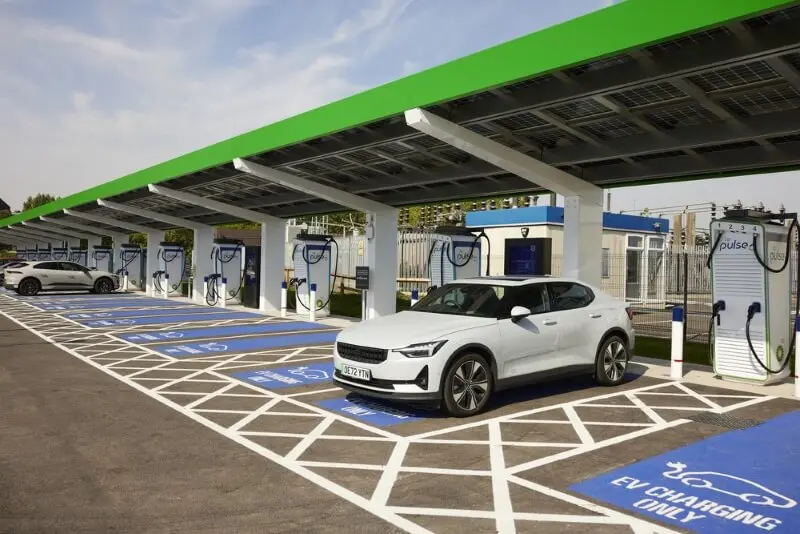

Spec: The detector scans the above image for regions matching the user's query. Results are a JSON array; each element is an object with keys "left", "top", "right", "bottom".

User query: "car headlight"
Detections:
[{"left": 394, "top": 340, "right": 447, "bottom": 358}]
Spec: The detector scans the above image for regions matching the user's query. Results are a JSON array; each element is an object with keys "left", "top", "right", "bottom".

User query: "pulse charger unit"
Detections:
[
  {"left": 426, "top": 226, "right": 490, "bottom": 290},
  {"left": 707, "top": 209, "right": 797, "bottom": 385}
]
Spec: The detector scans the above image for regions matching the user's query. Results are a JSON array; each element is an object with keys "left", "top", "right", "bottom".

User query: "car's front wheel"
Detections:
[
  {"left": 441, "top": 352, "right": 493, "bottom": 417},
  {"left": 94, "top": 278, "right": 114, "bottom": 294},
  {"left": 18, "top": 278, "right": 40, "bottom": 296},
  {"left": 595, "top": 335, "right": 630, "bottom": 386}
]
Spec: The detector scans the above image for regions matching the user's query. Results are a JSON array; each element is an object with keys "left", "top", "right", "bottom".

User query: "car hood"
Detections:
[{"left": 336, "top": 311, "right": 494, "bottom": 349}]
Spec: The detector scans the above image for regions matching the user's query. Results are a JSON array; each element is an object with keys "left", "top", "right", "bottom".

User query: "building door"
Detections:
[{"left": 625, "top": 235, "right": 644, "bottom": 301}]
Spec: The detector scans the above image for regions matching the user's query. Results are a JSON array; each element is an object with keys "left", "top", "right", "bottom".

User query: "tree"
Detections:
[{"left": 23, "top": 193, "right": 59, "bottom": 212}]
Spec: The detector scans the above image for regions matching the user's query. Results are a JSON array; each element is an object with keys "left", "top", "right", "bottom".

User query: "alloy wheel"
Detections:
[
  {"left": 603, "top": 340, "right": 627, "bottom": 381},
  {"left": 20, "top": 280, "right": 37, "bottom": 296},
  {"left": 97, "top": 280, "right": 112, "bottom": 293},
  {"left": 451, "top": 359, "right": 489, "bottom": 412}
]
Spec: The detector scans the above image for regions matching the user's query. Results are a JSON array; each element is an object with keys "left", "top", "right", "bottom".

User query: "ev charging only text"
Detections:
[{"left": 611, "top": 476, "right": 783, "bottom": 531}]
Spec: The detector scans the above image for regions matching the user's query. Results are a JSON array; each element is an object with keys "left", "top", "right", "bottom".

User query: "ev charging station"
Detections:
[
  {"left": 52, "top": 245, "right": 69, "bottom": 260},
  {"left": 290, "top": 232, "right": 338, "bottom": 318},
  {"left": 119, "top": 244, "right": 144, "bottom": 291},
  {"left": 70, "top": 246, "right": 88, "bottom": 266},
  {"left": 92, "top": 246, "right": 113, "bottom": 272},
  {"left": 205, "top": 239, "right": 245, "bottom": 306},
  {"left": 427, "top": 226, "right": 490, "bottom": 289},
  {"left": 707, "top": 208, "right": 798, "bottom": 385},
  {"left": 153, "top": 242, "right": 186, "bottom": 298},
  {"left": 37, "top": 245, "right": 51, "bottom": 261}
]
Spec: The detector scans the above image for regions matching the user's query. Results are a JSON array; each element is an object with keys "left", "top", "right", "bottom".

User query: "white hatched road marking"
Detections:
[{"left": 1, "top": 292, "right": 779, "bottom": 533}]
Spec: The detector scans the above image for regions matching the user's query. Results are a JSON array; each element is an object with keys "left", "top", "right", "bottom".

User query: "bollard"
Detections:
[
  {"left": 163, "top": 273, "right": 170, "bottom": 299},
  {"left": 411, "top": 289, "right": 419, "bottom": 307},
  {"left": 203, "top": 277, "right": 209, "bottom": 306},
  {"left": 220, "top": 277, "right": 227, "bottom": 308},
  {"left": 670, "top": 306, "right": 684, "bottom": 380},
  {"left": 795, "top": 317, "right": 800, "bottom": 399},
  {"left": 309, "top": 283, "right": 317, "bottom": 322},
  {"left": 280, "top": 281, "right": 288, "bottom": 318},
  {"left": 123, "top": 271, "right": 129, "bottom": 292}
]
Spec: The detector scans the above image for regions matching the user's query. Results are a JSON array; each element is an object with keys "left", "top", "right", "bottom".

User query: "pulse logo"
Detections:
[
  {"left": 769, "top": 250, "right": 786, "bottom": 263},
  {"left": 456, "top": 249, "right": 476, "bottom": 262},
  {"left": 718, "top": 239, "right": 753, "bottom": 251}
]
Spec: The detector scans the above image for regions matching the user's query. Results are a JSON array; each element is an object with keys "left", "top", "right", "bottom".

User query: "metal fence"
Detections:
[{"left": 283, "top": 232, "right": 798, "bottom": 343}]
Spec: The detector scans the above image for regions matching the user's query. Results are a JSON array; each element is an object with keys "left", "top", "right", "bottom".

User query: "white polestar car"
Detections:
[{"left": 332, "top": 276, "right": 635, "bottom": 417}]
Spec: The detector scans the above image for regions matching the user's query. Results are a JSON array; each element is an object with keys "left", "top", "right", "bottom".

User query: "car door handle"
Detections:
[
  {"left": 542, "top": 319, "right": 558, "bottom": 325},
  {"left": 589, "top": 313, "right": 602, "bottom": 318}
]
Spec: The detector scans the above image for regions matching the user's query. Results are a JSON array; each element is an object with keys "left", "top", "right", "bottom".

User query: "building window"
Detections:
[{"left": 602, "top": 248, "right": 610, "bottom": 278}]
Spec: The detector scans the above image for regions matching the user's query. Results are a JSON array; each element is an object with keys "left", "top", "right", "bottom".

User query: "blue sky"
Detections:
[{"left": 0, "top": 0, "right": 794, "bottom": 229}]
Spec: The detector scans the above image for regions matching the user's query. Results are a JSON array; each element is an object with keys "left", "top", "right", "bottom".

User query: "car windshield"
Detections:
[{"left": 410, "top": 283, "right": 507, "bottom": 318}]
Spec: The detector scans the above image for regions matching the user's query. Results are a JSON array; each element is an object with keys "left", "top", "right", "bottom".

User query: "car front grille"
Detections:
[{"left": 336, "top": 342, "right": 388, "bottom": 364}]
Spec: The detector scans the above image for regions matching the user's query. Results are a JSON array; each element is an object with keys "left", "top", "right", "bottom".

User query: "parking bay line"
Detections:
[
  {"left": 0, "top": 308, "right": 428, "bottom": 534},
  {"left": 151, "top": 331, "right": 340, "bottom": 357},
  {"left": 114, "top": 321, "right": 337, "bottom": 344},
  {"left": 61, "top": 306, "right": 230, "bottom": 320},
  {"left": 78, "top": 312, "right": 264, "bottom": 328}
]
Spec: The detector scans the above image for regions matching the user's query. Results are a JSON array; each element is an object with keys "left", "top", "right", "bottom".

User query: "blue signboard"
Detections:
[
  {"left": 81, "top": 311, "right": 258, "bottom": 327},
  {"left": 231, "top": 362, "right": 335, "bottom": 389},
  {"left": 63, "top": 306, "right": 216, "bottom": 319},
  {"left": 570, "top": 410, "right": 800, "bottom": 533},
  {"left": 315, "top": 395, "right": 436, "bottom": 427},
  {"left": 153, "top": 331, "right": 339, "bottom": 357},
  {"left": 115, "top": 321, "right": 327, "bottom": 344}
]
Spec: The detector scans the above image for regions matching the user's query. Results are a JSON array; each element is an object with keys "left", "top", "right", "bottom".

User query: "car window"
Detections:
[
  {"left": 508, "top": 283, "right": 550, "bottom": 315},
  {"left": 34, "top": 262, "right": 61, "bottom": 270},
  {"left": 411, "top": 283, "right": 508, "bottom": 318},
  {"left": 548, "top": 282, "right": 594, "bottom": 311},
  {"left": 60, "top": 262, "right": 88, "bottom": 272}
]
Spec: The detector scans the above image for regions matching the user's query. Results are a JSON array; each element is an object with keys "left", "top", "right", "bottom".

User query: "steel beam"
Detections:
[
  {"left": 63, "top": 209, "right": 156, "bottom": 234},
  {"left": 21, "top": 221, "right": 94, "bottom": 241},
  {"left": 405, "top": 107, "right": 603, "bottom": 204},
  {"left": 233, "top": 158, "right": 395, "bottom": 214},
  {"left": 39, "top": 216, "right": 127, "bottom": 242},
  {"left": 97, "top": 199, "right": 211, "bottom": 231},
  {"left": 146, "top": 184, "right": 282, "bottom": 224}
]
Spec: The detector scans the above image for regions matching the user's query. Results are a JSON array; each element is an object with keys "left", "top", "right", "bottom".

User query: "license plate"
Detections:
[{"left": 342, "top": 364, "right": 371, "bottom": 381}]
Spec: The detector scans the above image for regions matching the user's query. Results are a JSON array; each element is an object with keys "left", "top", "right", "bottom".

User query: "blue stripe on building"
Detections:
[{"left": 465, "top": 205, "right": 669, "bottom": 234}]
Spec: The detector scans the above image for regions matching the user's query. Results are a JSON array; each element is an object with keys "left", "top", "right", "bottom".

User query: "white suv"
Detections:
[
  {"left": 332, "top": 276, "right": 635, "bottom": 417},
  {"left": 4, "top": 260, "right": 120, "bottom": 296}
]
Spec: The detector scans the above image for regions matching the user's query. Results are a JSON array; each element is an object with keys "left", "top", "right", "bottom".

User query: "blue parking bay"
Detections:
[
  {"left": 33, "top": 299, "right": 195, "bottom": 311},
  {"left": 570, "top": 410, "right": 800, "bottom": 533},
  {"left": 315, "top": 395, "right": 438, "bottom": 427},
  {"left": 63, "top": 306, "right": 224, "bottom": 320},
  {"left": 232, "top": 362, "right": 335, "bottom": 389},
  {"left": 79, "top": 311, "right": 260, "bottom": 327},
  {"left": 116, "top": 321, "right": 328, "bottom": 344},
  {"left": 153, "top": 331, "right": 339, "bottom": 357}
]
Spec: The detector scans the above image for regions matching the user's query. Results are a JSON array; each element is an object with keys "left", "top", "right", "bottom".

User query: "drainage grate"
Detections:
[{"left": 687, "top": 411, "right": 763, "bottom": 429}]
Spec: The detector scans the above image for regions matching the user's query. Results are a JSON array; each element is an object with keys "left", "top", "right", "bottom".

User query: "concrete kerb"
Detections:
[{"left": 631, "top": 355, "right": 800, "bottom": 400}]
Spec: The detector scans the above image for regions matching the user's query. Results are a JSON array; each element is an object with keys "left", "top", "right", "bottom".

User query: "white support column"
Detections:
[
  {"left": 562, "top": 197, "right": 603, "bottom": 288},
  {"left": 365, "top": 210, "right": 399, "bottom": 319},
  {"left": 260, "top": 219, "right": 285, "bottom": 312},
  {"left": 193, "top": 227, "right": 214, "bottom": 304},
  {"left": 145, "top": 231, "right": 165, "bottom": 296},
  {"left": 405, "top": 107, "right": 605, "bottom": 286},
  {"left": 88, "top": 236, "right": 102, "bottom": 267}
]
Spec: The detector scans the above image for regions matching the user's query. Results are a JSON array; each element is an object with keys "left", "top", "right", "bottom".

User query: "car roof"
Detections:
[{"left": 451, "top": 275, "right": 586, "bottom": 287}]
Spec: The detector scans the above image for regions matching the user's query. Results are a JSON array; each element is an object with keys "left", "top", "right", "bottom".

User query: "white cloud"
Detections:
[{"left": 0, "top": 0, "right": 413, "bottom": 210}]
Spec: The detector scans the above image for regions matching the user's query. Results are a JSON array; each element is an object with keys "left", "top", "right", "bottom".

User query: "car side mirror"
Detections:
[{"left": 510, "top": 305, "right": 532, "bottom": 323}]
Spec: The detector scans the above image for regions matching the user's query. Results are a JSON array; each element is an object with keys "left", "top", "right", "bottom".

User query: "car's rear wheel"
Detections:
[
  {"left": 595, "top": 335, "right": 629, "bottom": 386},
  {"left": 18, "top": 278, "right": 40, "bottom": 296},
  {"left": 441, "top": 352, "right": 493, "bottom": 417},
  {"left": 94, "top": 278, "right": 114, "bottom": 294}
]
